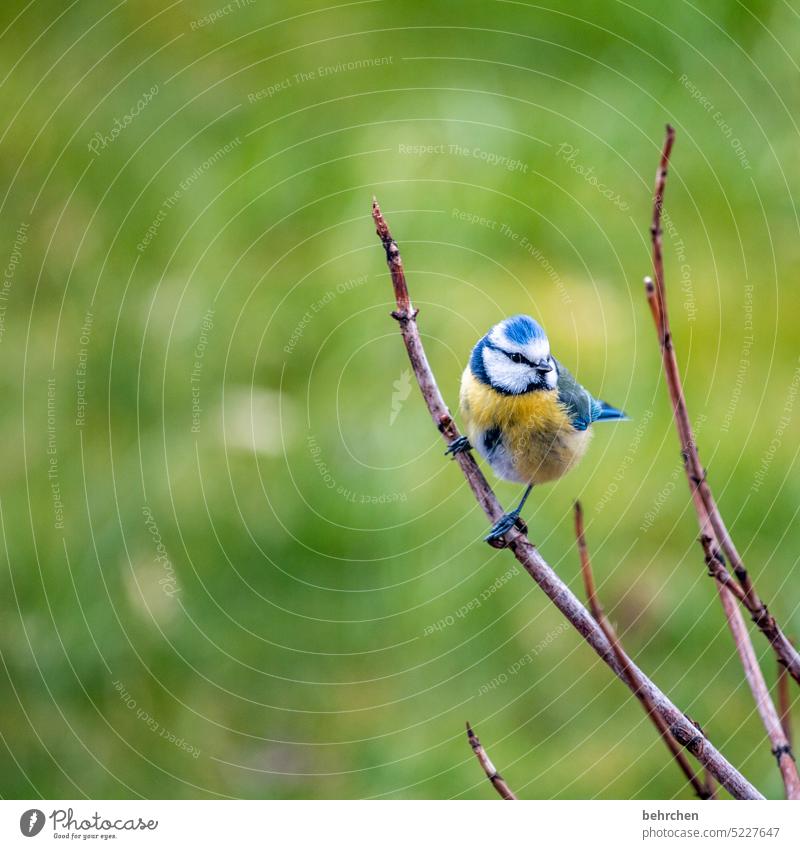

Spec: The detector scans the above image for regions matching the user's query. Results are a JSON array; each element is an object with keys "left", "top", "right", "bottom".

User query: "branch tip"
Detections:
[
  {"left": 372, "top": 197, "right": 412, "bottom": 314},
  {"left": 464, "top": 722, "right": 517, "bottom": 800}
]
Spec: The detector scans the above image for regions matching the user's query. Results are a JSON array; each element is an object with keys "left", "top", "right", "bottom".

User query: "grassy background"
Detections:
[{"left": 1, "top": 0, "right": 799, "bottom": 799}]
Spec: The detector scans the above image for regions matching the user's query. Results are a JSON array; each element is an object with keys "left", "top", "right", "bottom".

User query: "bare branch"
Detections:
[
  {"left": 575, "top": 502, "right": 711, "bottom": 799},
  {"left": 372, "top": 198, "right": 763, "bottom": 800},
  {"left": 705, "top": 771, "right": 718, "bottom": 801},
  {"left": 700, "top": 534, "right": 746, "bottom": 605},
  {"left": 650, "top": 124, "right": 675, "bottom": 343},
  {"left": 644, "top": 127, "right": 800, "bottom": 687},
  {"left": 645, "top": 126, "right": 800, "bottom": 799},
  {"left": 778, "top": 661, "right": 793, "bottom": 749},
  {"left": 465, "top": 722, "right": 517, "bottom": 800},
  {"left": 714, "top": 581, "right": 800, "bottom": 798}
]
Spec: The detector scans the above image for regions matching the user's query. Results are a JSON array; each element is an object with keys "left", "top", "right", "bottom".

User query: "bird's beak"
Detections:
[{"left": 535, "top": 361, "right": 553, "bottom": 373}]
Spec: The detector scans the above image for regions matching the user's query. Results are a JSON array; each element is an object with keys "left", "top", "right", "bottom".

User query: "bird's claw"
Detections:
[
  {"left": 445, "top": 436, "right": 471, "bottom": 457},
  {"left": 484, "top": 512, "right": 528, "bottom": 548}
]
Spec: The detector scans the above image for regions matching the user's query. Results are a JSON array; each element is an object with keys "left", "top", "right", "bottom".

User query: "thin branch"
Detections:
[
  {"left": 650, "top": 124, "right": 675, "bottom": 343},
  {"left": 574, "top": 502, "right": 711, "bottom": 799},
  {"left": 645, "top": 126, "right": 800, "bottom": 687},
  {"left": 646, "top": 126, "right": 800, "bottom": 799},
  {"left": 700, "top": 534, "right": 746, "bottom": 605},
  {"left": 778, "top": 661, "right": 793, "bottom": 749},
  {"left": 372, "top": 198, "right": 763, "bottom": 800},
  {"left": 465, "top": 722, "right": 517, "bottom": 800},
  {"left": 714, "top": 580, "right": 800, "bottom": 798},
  {"left": 697, "top": 528, "right": 794, "bottom": 789}
]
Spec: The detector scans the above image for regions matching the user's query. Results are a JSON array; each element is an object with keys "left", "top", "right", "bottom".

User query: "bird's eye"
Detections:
[{"left": 510, "top": 353, "right": 525, "bottom": 364}]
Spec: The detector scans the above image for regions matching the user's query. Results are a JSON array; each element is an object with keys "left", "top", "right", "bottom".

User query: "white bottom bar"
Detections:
[{"left": 2, "top": 800, "right": 797, "bottom": 848}]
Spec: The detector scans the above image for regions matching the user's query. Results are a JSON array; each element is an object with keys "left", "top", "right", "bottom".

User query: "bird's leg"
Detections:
[
  {"left": 445, "top": 435, "right": 471, "bottom": 456},
  {"left": 485, "top": 484, "right": 532, "bottom": 547}
]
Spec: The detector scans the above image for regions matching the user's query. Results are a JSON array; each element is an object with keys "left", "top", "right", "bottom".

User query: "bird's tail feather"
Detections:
[{"left": 594, "top": 400, "right": 629, "bottom": 422}]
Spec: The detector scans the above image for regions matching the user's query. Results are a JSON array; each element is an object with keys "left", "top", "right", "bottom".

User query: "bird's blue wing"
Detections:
[{"left": 554, "top": 359, "right": 628, "bottom": 431}]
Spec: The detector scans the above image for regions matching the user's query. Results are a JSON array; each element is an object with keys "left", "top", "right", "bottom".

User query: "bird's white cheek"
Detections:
[{"left": 482, "top": 348, "right": 531, "bottom": 393}]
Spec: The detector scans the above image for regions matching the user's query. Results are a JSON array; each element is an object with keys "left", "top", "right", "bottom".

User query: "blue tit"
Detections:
[{"left": 446, "top": 314, "right": 627, "bottom": 543}]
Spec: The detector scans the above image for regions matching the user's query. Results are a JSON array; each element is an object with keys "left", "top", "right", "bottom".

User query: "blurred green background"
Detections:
[{"left": 1, "top": 0, "right": 799, "bottom": 800}]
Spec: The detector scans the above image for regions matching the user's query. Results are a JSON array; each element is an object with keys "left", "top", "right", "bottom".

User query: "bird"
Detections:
[{"left": 446, "top": 314, "right": 627, "bottom": 544}]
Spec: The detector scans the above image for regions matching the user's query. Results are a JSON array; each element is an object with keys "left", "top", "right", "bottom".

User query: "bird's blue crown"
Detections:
[{"left": 497, "top": 314, "right": 548, "bottom": 347}]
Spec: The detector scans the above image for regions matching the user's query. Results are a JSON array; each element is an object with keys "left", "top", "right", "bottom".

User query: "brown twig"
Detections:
[
  {"left": 574, "top": 502, "right": 711, "bottom": 799},
  {"left": 465, "top": 722, "right": 517, "bottom": 800},
  {"left": 645, "top": 126, "right": 800, "bottom": 688},
  {"left": 778, "top": 661, "right": 793, "bottom": 749},
  {"left": 716, "top": 578, "right": 800, "bottom": 798},
  {"left": 699, "top": 530, "right": 794, "bottom": 788},
  {"left": 697, "top": 527, "right": 793, "bottom": 786},
  {"left": 650, "top": 124, "right": 675, "bottom": 343},
  {"left": 372, "top": 198, "right": 762, "bottom": 800},
  {"left": 646, "top": 127, "right": 800, "bottom": 799}
]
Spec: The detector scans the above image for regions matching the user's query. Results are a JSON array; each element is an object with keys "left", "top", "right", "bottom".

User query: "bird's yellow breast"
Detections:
[
  {"left": 460, "top": 369, "right": 570, "bottom": 432},
  {"left": 459, "top": 368, "right": 592, "bottom": 484}
]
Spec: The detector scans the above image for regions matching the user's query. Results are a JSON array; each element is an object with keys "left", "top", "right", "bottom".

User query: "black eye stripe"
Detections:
[{"left": 506, "top": 351, "right": 533, "bottom": 366}]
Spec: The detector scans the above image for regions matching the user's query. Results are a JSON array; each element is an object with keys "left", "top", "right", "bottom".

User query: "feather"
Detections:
[
  {"left": 555, "top": 359, "right": 628, "bottom": 431},
  {"left": 592, "top": 400, "right": 629, "bottom": 422},
  {"left": 554, "top": 359, "right": 595, "bottom": 431}
]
